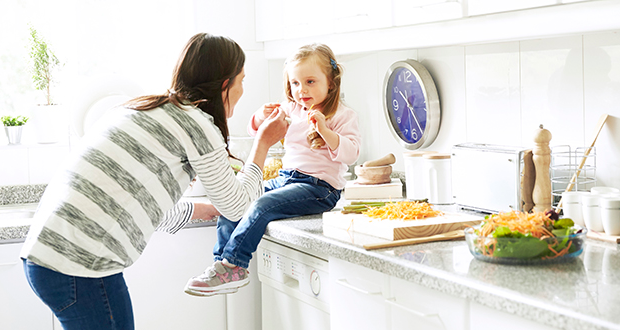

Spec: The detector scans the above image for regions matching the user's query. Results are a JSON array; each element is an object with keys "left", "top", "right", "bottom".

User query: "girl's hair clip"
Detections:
[{"left": 330, "top": 58, "right": 337, "bottom": 70}]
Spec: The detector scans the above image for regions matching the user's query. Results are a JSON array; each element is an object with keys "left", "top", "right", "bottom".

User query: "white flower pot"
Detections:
[
  {"left": 31, "top": 104, "right": 65, "bottom": 144},
  {"left": 4, "top": 126, "right": 24, "bottom": 145}
]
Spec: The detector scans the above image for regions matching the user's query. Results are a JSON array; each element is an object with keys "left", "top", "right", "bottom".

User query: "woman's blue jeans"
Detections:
[
  {"left": 23, "top": 259, "right": 134, "bottom": 330},
  {"left": 213, "top": 169, "right": 341, "bottom": 268}
]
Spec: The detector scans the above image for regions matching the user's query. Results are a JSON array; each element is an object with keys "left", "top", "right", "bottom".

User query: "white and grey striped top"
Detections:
[{"left": 20, "top": 103, "right": 263, "bottom": 277}]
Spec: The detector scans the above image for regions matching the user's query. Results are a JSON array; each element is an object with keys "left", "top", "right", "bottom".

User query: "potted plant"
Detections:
[
  {"left": 28, "top": 25, "right": 63, "bottom": 144},
  {"left": 1, "top": 115, "right": 29, "bottom": 145}
]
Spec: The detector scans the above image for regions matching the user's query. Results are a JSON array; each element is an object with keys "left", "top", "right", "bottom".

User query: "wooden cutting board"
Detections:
[{"left": 323, "top": 211, "right": 484, "bottom": 241}]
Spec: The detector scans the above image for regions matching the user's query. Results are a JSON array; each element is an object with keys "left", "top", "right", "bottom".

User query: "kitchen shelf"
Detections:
[{"left": 263, "top": 0, "right": 620, "bottom": 59}]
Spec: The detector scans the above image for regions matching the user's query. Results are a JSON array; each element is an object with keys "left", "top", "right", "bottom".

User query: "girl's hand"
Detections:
[
  {"left": 308, "top": 109, "right": 326, "bottom": 131},
  {"left": 254, "top": 102, "right": 281, "bottom": 128}
]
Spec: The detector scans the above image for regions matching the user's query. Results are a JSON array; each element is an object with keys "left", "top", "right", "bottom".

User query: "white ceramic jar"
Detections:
[
  {"left": 591, "top": 186, "right": 620, "bottom": 195},
  {"left": 403, "top": 151, "right": 437, "bottom": 200},
  {"left": 561, "top": 191, "right": 588, "bottom": 227},
  {"left": 600, "top": 197, "right": 620, "bottom": 236},
  {"left": 582, "top": 194, "right": 604, "bottom": 232},
  {"left": 422, "top": 153, "right": 452, "bottom": 204}
]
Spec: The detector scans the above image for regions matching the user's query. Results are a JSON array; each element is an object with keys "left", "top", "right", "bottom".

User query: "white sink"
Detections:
[{"left": 0, "top": 204, "right": 38, "bottom": 227}]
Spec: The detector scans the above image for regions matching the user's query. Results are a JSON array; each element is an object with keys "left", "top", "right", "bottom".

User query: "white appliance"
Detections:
[
  {"left": 451, "top": 143, "right": 528, "bottom": 213},
  {"left": 257, "top": 238, "right": 331, "bottom": 330}
]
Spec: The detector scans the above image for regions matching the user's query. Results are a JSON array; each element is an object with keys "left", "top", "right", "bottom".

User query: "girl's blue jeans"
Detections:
[
  {"left": 213, "top": 169, "right": 341, "bottom": 268},
  {"left": 23, "top": 259, "right": 134, "bottom": 330}
]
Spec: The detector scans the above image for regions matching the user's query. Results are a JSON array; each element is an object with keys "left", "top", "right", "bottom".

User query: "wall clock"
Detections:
[{"left": 382, "top": 59, "right": 441, "bottom": 150}]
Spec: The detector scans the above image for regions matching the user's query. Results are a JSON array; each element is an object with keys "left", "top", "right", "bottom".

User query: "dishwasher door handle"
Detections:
[
  {"left": 336, "top": 278, "right": 381, "bottom": 295},
  {"left": 384, "top": 298, "right": 446, "bottom": 329}
]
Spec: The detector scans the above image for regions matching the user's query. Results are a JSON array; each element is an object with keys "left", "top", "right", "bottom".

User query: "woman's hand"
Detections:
[
  {"left": 249, "top": 108, "right": 289, "bottom": 170},
  {"left": 192, "top": 203, "right": 221, "bottom": 220},
  {"left": 252, "top": 102, "right": 281, "bottom": 129}
]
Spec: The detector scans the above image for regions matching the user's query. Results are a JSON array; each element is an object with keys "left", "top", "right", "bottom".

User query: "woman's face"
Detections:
[
  {"left": 287, "top": 59, "right": 329, "bottom": 110},
  {"left": 223, "top": 68, "right": 245, "bottom": 118}
]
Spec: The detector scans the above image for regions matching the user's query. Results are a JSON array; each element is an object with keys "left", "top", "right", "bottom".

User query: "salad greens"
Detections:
[{"left": 473, "top": 212, "right": 581, "bottom": 260}]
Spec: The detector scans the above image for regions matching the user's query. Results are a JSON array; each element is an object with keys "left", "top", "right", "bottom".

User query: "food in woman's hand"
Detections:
[{"left": 263, "top": 158, "right": 283, "bottom": 180}]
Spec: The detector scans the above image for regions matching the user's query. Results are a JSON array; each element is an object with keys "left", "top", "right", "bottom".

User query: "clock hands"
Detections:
[{"left": 398, "top": 90, "right": 423, "bottom": 134}]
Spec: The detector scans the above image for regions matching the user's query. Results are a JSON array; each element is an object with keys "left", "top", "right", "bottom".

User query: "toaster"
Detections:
[{"left": 451, "top": 143, "right": 529, "bottom": 214}]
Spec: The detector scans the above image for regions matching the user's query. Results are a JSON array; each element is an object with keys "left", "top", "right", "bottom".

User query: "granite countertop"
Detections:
[
  {"left": 3, "top": 184, "right": 619, "bottom": 330},
  {"left": 261, "top": 205, "right": 620, "bottom": 330}
]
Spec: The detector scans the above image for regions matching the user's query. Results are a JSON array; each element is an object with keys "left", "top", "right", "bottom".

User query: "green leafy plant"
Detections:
[
  {"left": 28, "top": 25, "right": 60, "bottom": 106},
  {"left": 1, "top": 115, "right": 29, "bottom": 126}
]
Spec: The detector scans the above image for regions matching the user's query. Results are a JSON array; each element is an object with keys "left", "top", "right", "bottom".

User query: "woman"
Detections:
[{"left": 20, "top": 33, "right": 288, "bottom": 330}]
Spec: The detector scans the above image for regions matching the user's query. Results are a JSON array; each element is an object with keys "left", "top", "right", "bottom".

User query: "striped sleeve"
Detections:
[
  {"left": 190, "top": 145, "right": 263, "bottom": 222},
  {"left": 156, "top": 201, "right": 194, "bottom": 234}
]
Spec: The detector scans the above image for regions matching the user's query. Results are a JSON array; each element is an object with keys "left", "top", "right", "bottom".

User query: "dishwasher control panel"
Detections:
[{"left": 257, "top": 239, "right": 330, "bottom": 304}]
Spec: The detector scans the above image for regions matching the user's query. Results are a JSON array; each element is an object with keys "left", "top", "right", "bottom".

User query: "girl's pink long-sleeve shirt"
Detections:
[{"left": 248, "top": 102, "right": 361, "bottom": 190}]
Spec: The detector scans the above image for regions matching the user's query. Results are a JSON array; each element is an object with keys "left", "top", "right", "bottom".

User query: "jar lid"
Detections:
[
  {"left": 601, "top": 197, "right": 620, "bottom": 209},
  {"left": 561, "top": 191, "right": 588, "bottom": 203},
  {"left": 404, "top": 150, "right": 437, "bottom": 158},
  {"left": 581, "top": 194, "right": 600, "bottom": 206},
  {"left": 423, "top": 153, "right": 451, "bottom": 160},
  {"left": 591, "top": 186, "right": 620, "bottom": 195}
]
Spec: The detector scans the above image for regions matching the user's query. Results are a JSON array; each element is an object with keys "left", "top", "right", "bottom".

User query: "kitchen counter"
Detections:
[
  {"left": 261, "top": 204, "right": 620, "bottom": 330},
  {"left": 3, "top": 191, "right": 619, "bottom": 330}
]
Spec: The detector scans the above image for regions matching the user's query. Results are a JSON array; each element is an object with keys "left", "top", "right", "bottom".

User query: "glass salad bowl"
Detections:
[{"left": 464, "top": 218, "right": 587, "bottom": 265}]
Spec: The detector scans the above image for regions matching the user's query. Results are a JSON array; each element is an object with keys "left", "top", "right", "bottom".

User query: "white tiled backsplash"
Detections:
[{"left": 334, "top": 30, "right": 620, "bottom": 189}]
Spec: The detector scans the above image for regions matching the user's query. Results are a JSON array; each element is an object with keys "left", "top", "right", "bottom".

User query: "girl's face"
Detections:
[
  {"left": 223, "top": 68, "right": 245, "bottom": 118},
  {"left": 287, "top": 59, "right": 329, "bottom": 110}
]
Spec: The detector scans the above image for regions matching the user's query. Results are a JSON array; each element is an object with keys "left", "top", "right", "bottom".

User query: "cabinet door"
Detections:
[
  {"left": 388, "top": 276, "right": 468, "bottom": 330},
  {"left": 329, "top": 257, "right": 389, "bottom": 330},
  {"left": 124, "top": 227, "right": 226, "bottom": 330},
  {"left": 470, "top": 301, "right": 556, "bottom": 330},
  {"left": 0, "top": 242, "right": 53, "bottom": 330}
]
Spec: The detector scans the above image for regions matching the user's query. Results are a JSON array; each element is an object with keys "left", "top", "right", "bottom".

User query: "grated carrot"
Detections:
[
  {"left": 362, "top": 201, "right": 443, "bottom": 221},
  {"left": 479, "top": 210, "right": 554, "bottom": 238}
]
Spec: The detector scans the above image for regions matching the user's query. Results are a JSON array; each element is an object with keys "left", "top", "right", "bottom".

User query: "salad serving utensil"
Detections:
[{"left": 363, "top": 229, "right": 464, "bottom": 250}]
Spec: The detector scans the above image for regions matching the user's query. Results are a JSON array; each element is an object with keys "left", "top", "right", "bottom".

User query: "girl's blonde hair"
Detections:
[{"left": 284, "top": 43, "right": 342, "bottom": 119}]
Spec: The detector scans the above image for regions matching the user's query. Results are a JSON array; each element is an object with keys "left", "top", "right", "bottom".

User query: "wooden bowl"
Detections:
[{"left": 354, "top": 165, "right": 392, "bottom": 185}]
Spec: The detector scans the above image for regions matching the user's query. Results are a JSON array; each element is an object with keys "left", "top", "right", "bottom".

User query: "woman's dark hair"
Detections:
[{"left": 124, "top": 33, "right": 245, "bottom": 155}]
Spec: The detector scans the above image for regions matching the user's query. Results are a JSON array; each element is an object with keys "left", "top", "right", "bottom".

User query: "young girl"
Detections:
[{"left": 184, "top": 43, "right": 361, "bottom": 296}]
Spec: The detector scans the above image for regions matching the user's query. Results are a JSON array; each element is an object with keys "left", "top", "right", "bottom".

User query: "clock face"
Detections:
[
  {"left": 383, "top": 60, "right": 440, "bottom": 150},
  {"left": 387, "top": 67, "right": 427, "bottom": 144}
]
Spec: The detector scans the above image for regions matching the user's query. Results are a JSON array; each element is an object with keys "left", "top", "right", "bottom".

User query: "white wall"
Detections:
[{"left": 2, "top": 0, "right": 620, "bottom": 191}]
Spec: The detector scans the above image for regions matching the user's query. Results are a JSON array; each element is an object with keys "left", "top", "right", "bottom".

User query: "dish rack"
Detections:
[{"left": 550, "top": 145, "right": 596, "bottom": 207}]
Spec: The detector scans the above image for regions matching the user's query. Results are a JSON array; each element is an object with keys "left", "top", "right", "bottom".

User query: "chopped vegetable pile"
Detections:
[
  {"left": 472, "top": 209, "right": 582, "bottom": 260},
  {"left": 342, "top": 200, "right": 443, "bottom": 221}
]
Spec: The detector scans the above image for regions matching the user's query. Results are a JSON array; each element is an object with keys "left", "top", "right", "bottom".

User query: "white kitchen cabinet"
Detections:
[
  {"left": 470, "top": 301, "right": 556, "bottom": 330},
  {"left": 329, "top": 257, "right": 469, "bottom": 330},
  {"left": 329, "top": 257, "right": 390, "bottom": 330},
  {"left": 255, "top": 0, "right": 391, "bottom": 42},
  {"left": 467, "top": 0, "right": 557, "bottom": 16},
  {"left": 388, "top": 276, "right": 468, "bottom": 330},
  {"left": 0, "top": 242, "right": 53, "bottom": 330},
  {"left": 124, "top": 226, "right": 227, "bottom": 330}
]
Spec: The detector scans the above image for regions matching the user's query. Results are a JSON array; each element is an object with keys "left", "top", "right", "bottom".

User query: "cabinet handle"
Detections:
[
  {"left": 336, "top": 278, "right": 381, "bottom": 295},
  {"left": 384, "top": 298, "right": 446, "bottom": 329}
]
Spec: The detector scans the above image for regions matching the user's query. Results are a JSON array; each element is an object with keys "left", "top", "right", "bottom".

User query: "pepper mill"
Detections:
[{"left": 532, "top": 124, "right": 552, "bottom": 213}]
